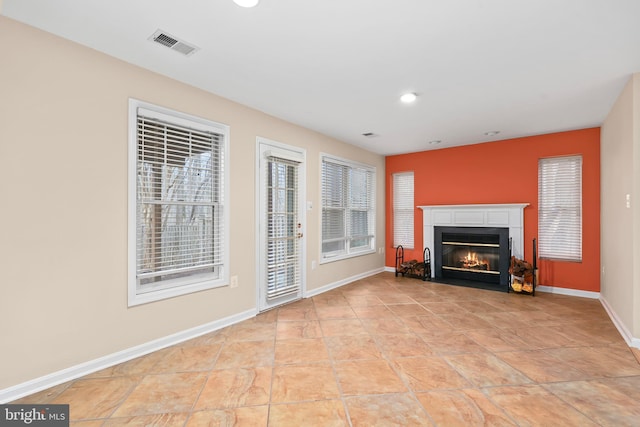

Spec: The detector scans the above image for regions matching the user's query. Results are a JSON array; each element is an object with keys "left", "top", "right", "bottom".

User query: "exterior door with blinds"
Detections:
[{"left": 257, "top": 139, "right": 305, "bottom": 311}]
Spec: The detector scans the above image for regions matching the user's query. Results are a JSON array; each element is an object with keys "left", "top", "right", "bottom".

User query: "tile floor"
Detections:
[{"left": 12, "top": 272, "right": 640, "bottom": 426}]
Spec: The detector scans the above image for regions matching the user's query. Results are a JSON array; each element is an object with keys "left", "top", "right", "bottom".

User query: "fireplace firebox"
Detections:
[{"left": 434, "top": 226, "right": 510, "bottom": 291}]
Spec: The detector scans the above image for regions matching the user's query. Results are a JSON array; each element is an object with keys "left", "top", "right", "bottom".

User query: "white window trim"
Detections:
[
  {"left": 127, "top": 99, "right": 230, "bottom": 306},
  {"left": 320, "top": 153, "right": 376, "bottom": 264}
]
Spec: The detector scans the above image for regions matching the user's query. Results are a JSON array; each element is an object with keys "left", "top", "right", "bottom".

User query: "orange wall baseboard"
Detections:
[{"left": 385, "top": 127, "right": 601, "bottom": 292}]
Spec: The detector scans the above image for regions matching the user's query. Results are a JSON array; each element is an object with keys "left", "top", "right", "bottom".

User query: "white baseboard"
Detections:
[
  {"left": 305, "top": 267, "right": 385, "bottom": 298},
  {"left": 383, "top": 266, "right": 395, "bottom": 273},
  {"left": 599, "top": 296, "right": 640, "bottom": 349},
  {"left": 535, "top": 285, "right": 600, "bottom": 299},
  {"left": 0, "top": 308, "right": 257, "bottom": 404}
]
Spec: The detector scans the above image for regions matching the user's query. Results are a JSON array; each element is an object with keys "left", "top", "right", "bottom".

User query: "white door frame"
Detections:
[{"left": 255, "top": 137, "right": 306, "bottom": 312}]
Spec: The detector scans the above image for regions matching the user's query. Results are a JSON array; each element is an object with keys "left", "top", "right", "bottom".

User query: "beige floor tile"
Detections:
[
  {"left": 181, "top": 329, "right": 229, "bottom": 347},
  {"left": 277, "top": 306, "right": 317, "bottom": 321},
  {"left": 187, "top": 406, "right": 269, "bottom": 427},
  {"left": 435, "top": 312, "right": 495, "bottom": 330},
  {"left": 194, "top": 367, "right": 271, "bottom": 410},
  {"left": 386, "top": 303, "right": 430, "bottom": 317},
  {"left": 13, "top": 272, "right": 640, "bottom": 426},
  {"left": 373, "top": 334, "right": 434, "bottom": 358},
  {"left": 50, "top": 377, "right": 139, "bottom": 420},
  {"left": 269, "top": 400, "right": 348, "bottom": 427},
  {"left": 351, "top": 304, "right": 396, "bottom": 318},
  {"left": 464, "top": 329, "right": 532, "bottom": 352},
  {"left": 320, "top": 319, "right": 367, "bottom": 336},
  {"left": 392, "top": 356, "right": 471, "bottom": 391},
  {"left": 86, "top": 348, "right": 174, "bottom": 379},
  {"left": 545, "top": 378, "right": 640, "bottom": 426},
  {"left": 545, "top": 345, "right": 640, "bottom": 378},
  {"left": 312, "top": 293, "right": 350, "bottom": 306},
  {"left": 276, "top": 320, "right": 322, "bottom": 340},
  {"left": 485, "top": 385, "right": 600, "bottom": 426},
  {"left": 112, "top": 373, "right": 207, "bottom": 418},
  {"left": 271, "top": 363, "right": 340, "bottom": 403},
  {"left": 444, "top": 353, "right": 533, "bottom": 387},
  {"left": 509, "top": 325, "right": 579, "bottom": 349},
  {"left": 401, "top": 315, "right": 456, "bottom": 336},
  {"left": 420, "top": 301, "right": 468, "bottom": 314},
  {"left": 416, "top": 389, "right": 516, "bottom": 426},
  {"left": 325, "top": 335, "right": 383, "bottom": 361},
  {"left": 345, "top": 393, "right": 434, "bottom": 426},
  {"left": 419, "top": 331, "right": 485, "bottom": 355},
  {"left": 314, "top": 305, "right": 358, "bottom": 319},
  {"left": 345, "top": 295, "right": 383, "bottom": 306},
  {"left": 552, "top": 322, "right": 627, "bottom": 346},
  {"left": 254, "top": 309, "right": 279, "bottom": 322},
  {"left": 473, "top": 311, "right": 534, "bottom": 330},
  {"left": 360, "top": 317, "right": 410, "bottom": 335},
  {"left": 495, "top": 349, "right": 591, "bottom": 383},
  {"left": 214, "top": 340, "right": 274, "bottom": 369},
  {"left": 274, "top": 338, "right": 329, "bottom": 364},
  {"left": 454, "top": 300, "right": 505, "bottom": 313},
  {"left": 334, "top": 360, "right": 407, "bottom": 395},
  {"left": 227, "top": 321, "right": 276, "bottom": 342},
  {"left": 103, "top": 413, "right": 189, "bottom": 426},
  {"left": 150, "top": 344, "right": 222, "bottom": 373},
  {"left": 376, "top": 293, "right": 416, "bottom": 304}
]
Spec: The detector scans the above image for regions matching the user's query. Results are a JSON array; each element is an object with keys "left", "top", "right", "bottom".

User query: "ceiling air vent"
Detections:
[{"left": 149, "top": 30, "right": 199, "bottom": 56}]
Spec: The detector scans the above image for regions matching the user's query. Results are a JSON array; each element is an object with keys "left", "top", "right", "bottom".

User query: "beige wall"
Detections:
[
  {"left": 0, "top": 17, "right": 385, "bottom": 390},
  {"left": 601, "top": 73, "right": 640, "bottom": 341}
]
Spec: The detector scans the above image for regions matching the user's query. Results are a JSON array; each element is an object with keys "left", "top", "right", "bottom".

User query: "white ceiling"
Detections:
[{"left": 3, "top": 0, "right": 640, "bottom": 155}]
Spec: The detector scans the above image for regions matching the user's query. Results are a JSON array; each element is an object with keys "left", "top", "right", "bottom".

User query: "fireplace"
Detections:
[
  {"left": 418, "top": 203, "right": 529, "bottom": 291},
  {"left": 434, "top": 226, "right": 510, "bottom": 290}
]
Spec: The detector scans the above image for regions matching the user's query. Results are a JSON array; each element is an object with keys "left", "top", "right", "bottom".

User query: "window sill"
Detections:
[
  {"left": 128, "top": 276, "right": 227, "bottom": 307},
  {"left": 320, "top": 248, "right": 376, "bottom": 265}
]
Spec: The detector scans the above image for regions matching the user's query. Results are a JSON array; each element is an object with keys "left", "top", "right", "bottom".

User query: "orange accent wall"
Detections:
[{"left": 385, "top": 127, "right": 601, "bottom": 292}]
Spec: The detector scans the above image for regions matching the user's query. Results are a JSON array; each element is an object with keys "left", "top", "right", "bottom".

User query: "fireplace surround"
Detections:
[{"left": 418, "top": 204, "right": 529, "bottom": 289}]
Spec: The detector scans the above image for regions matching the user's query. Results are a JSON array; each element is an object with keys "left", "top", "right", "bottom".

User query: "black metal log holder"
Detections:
[
  {"left": 395, "top": 245, "right": 431, "bottom": 281},
  {"left": 508, "top": 238, "right": 537, "bottom": 296}
]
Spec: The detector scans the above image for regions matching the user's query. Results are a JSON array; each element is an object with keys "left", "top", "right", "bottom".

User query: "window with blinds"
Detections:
[
  {"left": 128, "top": 99, "right": 229, "bottom": 305},
  {"left": 321, "top": 155, "right": 375, "bottom": 262},
  {"left": 538, "top": 155, "right": 582, "bottom": 261},
  {"left": 393, "top": 172, "right": 414, "bottom": 249}
]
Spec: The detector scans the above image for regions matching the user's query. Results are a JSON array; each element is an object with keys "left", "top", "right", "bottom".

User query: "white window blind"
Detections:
[
  {"left": 538, "top": 155, "right": 582, "bottom": 261},
  {"left": 393, "top": 172, "right": 414, "bottom": 249},
  {"left": 130, "top": 100, "right": 228, "bottom": 305},
  {"left": 321, "top": 155, "right": 375, "bottom": 261}
]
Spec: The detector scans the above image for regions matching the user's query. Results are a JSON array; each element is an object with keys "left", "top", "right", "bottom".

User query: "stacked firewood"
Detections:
[{"left": 509, "top": 256, "right": 534, "bottom": 293}]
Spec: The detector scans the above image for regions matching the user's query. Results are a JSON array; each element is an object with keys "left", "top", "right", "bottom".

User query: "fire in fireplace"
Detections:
[{"left": 434, "top": 226, "right": 510, "bottom": 291}]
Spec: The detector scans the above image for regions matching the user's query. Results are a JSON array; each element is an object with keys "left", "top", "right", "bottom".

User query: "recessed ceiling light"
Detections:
[
  {"left": 233, "top": 0, "right": 259, "bottom": 7},
  {"left": 400, "top": 92, "right": 417, "bottom": 103},
  {"left": 484, "top": 131, "right": 500, "bottom": 136}
]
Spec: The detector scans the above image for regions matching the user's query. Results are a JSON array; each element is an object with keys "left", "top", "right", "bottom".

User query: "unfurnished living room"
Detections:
[{"left": 1, "top": 1, "right": 640, "bottom": 426}]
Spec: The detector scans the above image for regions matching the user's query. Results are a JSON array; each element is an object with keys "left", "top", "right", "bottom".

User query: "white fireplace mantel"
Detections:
[{"left": 418, "top": 204, "right": 529, "bottom": 278}]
